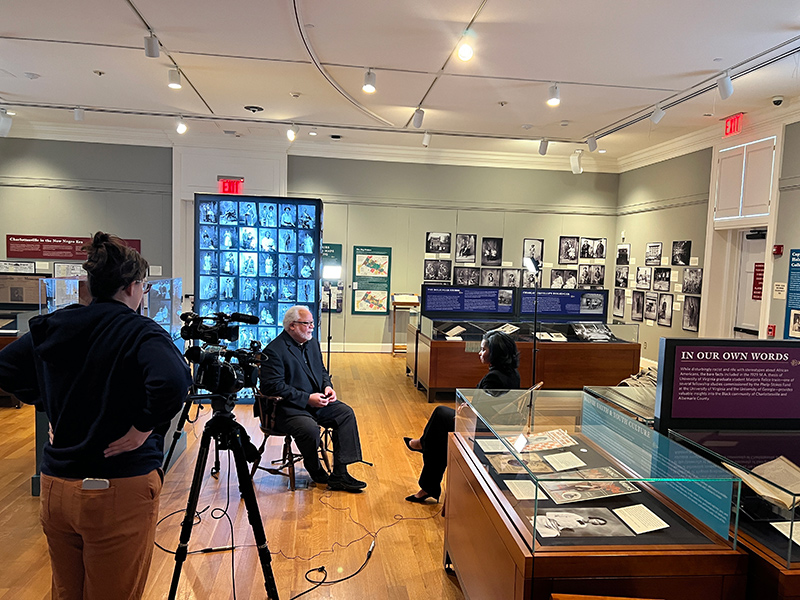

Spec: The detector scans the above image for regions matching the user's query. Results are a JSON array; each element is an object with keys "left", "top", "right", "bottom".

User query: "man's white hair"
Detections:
[{"left": 282, "top": 305, "right": 311, "bottom": 330}]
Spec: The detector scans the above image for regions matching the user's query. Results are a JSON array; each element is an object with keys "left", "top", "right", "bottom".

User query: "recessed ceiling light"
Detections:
[
  {"left": 457, "top": 42, "right": 474, "bottom": 61},
  {"left": 560, "top": 120, "right": 569, "bottom": 127},
  {"left": 309, "top": 129, "right": 317, "bottom": 136},
  {"left": 713, "top": 57, "right": 723, "bottom": 62},
  {"left": 24, "top": 72, "right": 41, "bottom": 80},
  {"left": 6, "top": 110, "right": 15, "bottom": 116},
  {"left": 703, "top": 112, "right": 714, "bottom": 117},
  {"left": 521, "top": 123, "right": 533, "bottom": 130},
  {"left": 598, "top": 149, "right": 607, "bottom": 154},
  {"left": 330, "top": 134, "right": 342, "bottom": 140},
  {"left": 244, "top": 105, "right": 264, "bottom": 113}
]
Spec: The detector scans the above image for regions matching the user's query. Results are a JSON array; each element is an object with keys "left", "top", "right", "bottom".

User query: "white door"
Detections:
[{"left": 733, "top": 232, "right": 767, "bottom": 338}]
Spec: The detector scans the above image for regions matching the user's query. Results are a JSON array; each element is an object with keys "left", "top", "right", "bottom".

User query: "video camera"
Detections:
[{"left": 180, "top": 311, "right": 263, "bottom": 397}]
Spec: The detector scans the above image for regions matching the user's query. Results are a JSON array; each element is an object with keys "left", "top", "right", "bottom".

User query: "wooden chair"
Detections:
[{"left": 250, "top": 394, "right": 331, "bottom": 490}]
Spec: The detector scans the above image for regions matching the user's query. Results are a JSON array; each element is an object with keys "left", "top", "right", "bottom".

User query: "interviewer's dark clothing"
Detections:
[
  {"left": 261, "top": 330, "right": 362, "bottom": 470},
  {"left": 0, "top": 299, "right": 192, "bottom": 479},
  {"left": 418, "top": 367, "right": 520, "bottom": 498}
]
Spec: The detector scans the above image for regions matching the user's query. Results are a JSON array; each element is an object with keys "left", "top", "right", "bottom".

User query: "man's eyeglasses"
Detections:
[
  {"left": 136, "top": 280, "right": 153, "bottom": 293},
  {"left": 294, "top": 321, "right": 314, "bottom": 327}
]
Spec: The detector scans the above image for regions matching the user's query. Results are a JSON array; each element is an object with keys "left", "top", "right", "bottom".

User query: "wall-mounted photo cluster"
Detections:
[
  {"left": 612, "top": 238, "right": 701, "bottom": 331},
  {"left": 195, "top": 195, "right": 322, "bottom": 349}
]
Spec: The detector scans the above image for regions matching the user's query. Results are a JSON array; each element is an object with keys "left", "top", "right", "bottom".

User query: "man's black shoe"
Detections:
[
  {"left": 307, "top": 468, "right": 329, "bottom": 485},
  {"left": 328, "top": 473, "right": 365, "bottom": 493}
]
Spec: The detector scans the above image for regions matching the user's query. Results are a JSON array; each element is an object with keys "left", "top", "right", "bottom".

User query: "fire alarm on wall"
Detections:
[
  {"left": 767, "top": 324, "right": 776, "bottom": 337},
  {"left": 773, "top": 245, "right": 784, "bottom": 257}
]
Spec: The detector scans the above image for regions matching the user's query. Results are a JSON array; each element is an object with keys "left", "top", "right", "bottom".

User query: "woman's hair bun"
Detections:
[{"left": 92, "top": 232, "right": 111, "bottom": 248}]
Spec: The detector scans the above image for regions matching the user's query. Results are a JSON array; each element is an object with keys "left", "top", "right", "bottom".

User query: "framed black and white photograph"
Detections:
[
  {"left": 481, "top": 237, "right": 503, "bottom": 266},
  {"left": 635, "top": 266, "right": 652, "bottom": 290},
  {"left": 423, "top": 259, "right": 452, "bottom": 282},
  {"left": 683, "top": 295, "right": 701, "bottom": 332},
  {"left": 613, "top": 288, "right": 625, "bottom": 318},
  {"left": 580, "top": 292, "right": 606, "bottom": 314},
  {"left": 480, "top": 267, "right": 501, "bottom": 287},
  {"left": 522, "top": 269, "right": 543, "bottom": 288},
  {"left": 631, "top": 290, "right": 644, "bottom": 322},
  {"left": 498, "top": 289, "right": 513, "bottom": 307},
  {"left": 578, "top": 264, "right": 604, "bottom": 287},
  {"left": 534, "top": 508, "right": 635, "bottom": 539},
  {"left": 558, "top": 236, "right": 579, "bottom": 264},
  {"left": 644, "top": 292, "right": 658, "bottom": 321},
  {"left": 579, "top": 237, "right": 607, "bottom": 259},
  {"left": 616, "top": 244, "right": 630, "bottom": 265},
  {"left": 671, "top": 240, "right": 692, "bottom": 266},
  {"left": 614, "top": 266, "right": 629, "bottom": 288},
  {"left": 683, "top": 268, "right": 703, "bottom": 295},
  {"left": 645, "top": 242, "right": 663, "bottom": 266},
  {"left": 501, "top": 268, "right": 521, "bottom": 287},
  {"left": 453, "top": 266, "right": 480, "bottom": 287},
  {"left": 549, "top": 269, "right": 577, "bottom": 289},
  {"left": 522, "top": 238, "right": 544, "bottom": 271},
  {"left": 426, "top": 232, "right": 451, "bottom": 254},
  {"left": 455, "top": 233, "right": 477, "bottom": 263},
  {"left": 657, "top": 292, "right": 674, "bottom": 327},
  {"left": 653, "top": 267, "right": 671, "bottom": 291}
]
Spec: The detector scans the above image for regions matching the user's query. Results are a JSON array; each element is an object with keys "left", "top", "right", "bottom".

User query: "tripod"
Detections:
[{"left": 168, "top": 394, "right": 280, "bottom": 600}]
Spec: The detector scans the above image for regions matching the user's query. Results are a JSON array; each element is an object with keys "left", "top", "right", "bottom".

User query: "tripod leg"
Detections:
[
  {"left": 230, "top": 428, "right": 280, "bottom": 600},
  {"left": 211, "top": 438, "right": 221, "bottom": 479},
  {"left": 163, "top": 393, "right": 196, "bottom": 472},
  {"left": 168, "top": 427, "right": 213, "bottom": 600}
]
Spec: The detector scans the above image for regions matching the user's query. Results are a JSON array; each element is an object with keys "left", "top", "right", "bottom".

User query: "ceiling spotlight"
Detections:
[
  {"left": 586, "top": 136, "right": 597, "bottom": 153},
  {"left": 168, "top": 69, "right": 182, "bottom": 89},
  {"left": 717, "top": 70, "right": 733, "bottom": 100},
  {"left": 309, "top": 129, "right": 318, "bottom": 136},
  {"left": 6, "top": 110, "right": 15, "bottom": 116},
  {"left": 74, "top": 107, "right": 85, "bottom": 122},
  {"left": 538, "top": 139, "right": 549, "bottom": 156},
  {"left": 176, "top": 118, "right": 187, "bottom": 134},
  {"left": 287, "top": 124, "right": 299, "bottom": 142},
  {"left": 0, "top": 109, "right": 12, "bottom": 138},
  {"left": 570, "top": 151, "right": 584, "bottom": 175},
  {"left": 598, "top": 149, "right": 607, "bottom": 154},
  {"left": 422, "top": 131, "right": 431, "bottom": 148},
  {"left": 650, "top": 104, "right": 665, "bottom": 124},
  {"left": 412, "top": 108, "right": 424, "bottom": 128},
  {"left": 457, "top": 42, "right": 474, "bottom": 62},
  {"left": 144, "top": 33, "right": 159, "bottom": 58},
  {"left": 547, "top": 83, "right": 560, "bottom": 107},
  {"left": 362, "top": 69, "right": 376, "bottom": 94}
]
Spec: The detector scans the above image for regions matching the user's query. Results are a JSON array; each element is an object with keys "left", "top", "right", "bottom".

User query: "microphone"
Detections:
[
  {"left": 230, "top": 312, "right": 259, "bottom": 325},
  {"left": 180, "top": 311, "right": 198, "bottom": 322}
]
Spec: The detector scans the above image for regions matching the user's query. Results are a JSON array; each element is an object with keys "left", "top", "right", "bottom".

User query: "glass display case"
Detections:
[
  {"left": 454, "top": 388, "right": 740, "bottom": 553},
  {"left": 584, "top": 385, "right": 656, "bottom": 426},
  {"left": 670, "top": 429, "right": 800, "bottom": 568},
  {"left": 143, "top": 277, "right": 184, "bottom": 353}
]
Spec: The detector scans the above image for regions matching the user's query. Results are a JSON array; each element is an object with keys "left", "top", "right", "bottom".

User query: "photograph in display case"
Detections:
[
  {"left": 683, "top": 295, "right": 701, "bottom": 332},
  {"left": 615, "top": 266, "right": 629, "bottom": 288},
  {"left": 488, "top": 453, "right": 552, "bottom": 475},
  {"left": 481, "top": 237, "right": 503, "bottom": 266},
  {"left": 631, "top": 290, "right": 644, "bottom": 322},
  {"left": 539, "top": 466, "right": 640, "bottom": 505},
  {"left": 549, "top": 269, "right": 577, "bottom": 289},
  {"left": 683, "top": 267, "right": 703, "bottom": 295},
  {"left": 501, "top": 268, "right": 521, "bottom": 288},
  {"left": 579, "top": 237, "right": 606, "bottom": 259},
  {"left": 657, "top": 293, "right": 673, "bottom": 326},
  {"left": 199, "top": 200, "right": 218, "bottom": 223},
  {"left": 453, "top": 266, "right": 480, "bottom": 286},
  {"left": 671, "top": 240, "right": 692, "bottom": 266},
  {"left": 644, "top": 292, "right": 658, "bottom": 321},
  {"left": 426, "top": 232, "right": 451, "bottom": 254},
  {"left": 258, "top": 203, "right": 278, "bottom": 227},
  {"left": 635, "top": 266, "right": 652, "bottom": 290},
  {"left": 455, "top": 233, "right": 477, "bottom": 263},
  {"left": 613, "top": 288, "right": 625, "bottom": 318},
  {"left": 558, "top": 236, "right": 579, "bottom": 264},
  {"left": 522, "top": 238, "right": 544, "bottom": 270},
  {"left": 480, "top": 267, "right": 501, "bottom": 287},
  {"left": 535, "top": 508, "right": 635, "bottom": 538},
  {"left": 653, "top": 267, "right": 671, "bottom": 291},
  {"left": 424, "top": 259, "right": 452, "bottom": 282},
  {"left": 616, "top": 243, "right": 630, "bottom": 265},
  {"left": 279, "top": 204, "right": 297, "bottom": 227},
  {"left": 790, "top": 309, "right": 800, "bottom": 339},
  {"left": 239, "top": 201, "right": 257, "bottom": 226},
  {"left": 645, "top": 242, "right": 663, "bottom": 266}
]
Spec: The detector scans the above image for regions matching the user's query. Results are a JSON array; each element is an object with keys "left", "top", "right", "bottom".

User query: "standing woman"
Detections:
[
  {"left": 0, "top": 232, "right": 192, "bottom": 600},
  {"left": 404, "top": 330, "right": 521, "bottom": 503}
]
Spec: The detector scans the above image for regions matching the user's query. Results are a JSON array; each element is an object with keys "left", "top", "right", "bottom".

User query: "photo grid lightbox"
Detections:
[{"left": 194, "top": 194, "right": 323, "bottom": 349}]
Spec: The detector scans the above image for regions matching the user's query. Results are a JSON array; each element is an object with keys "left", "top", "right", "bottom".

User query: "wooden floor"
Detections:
[{"left": 0, "top": 353, "right": 464, "bottom": 600}]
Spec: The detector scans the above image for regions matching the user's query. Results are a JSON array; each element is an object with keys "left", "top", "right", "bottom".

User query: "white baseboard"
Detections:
[
  {"left": 320, "top": 342, "right": 393, "bottom": 353},
  {"left": 640, "top": 357, "right": 658, "bottom": 370}
]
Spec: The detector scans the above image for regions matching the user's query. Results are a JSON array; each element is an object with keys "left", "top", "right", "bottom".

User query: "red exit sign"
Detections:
[
  {"left": 724, "top": 113, "right": 743, "bottom": 137},
  {"left": 217, "top": 177, "right": 244, "bottom": 194}
]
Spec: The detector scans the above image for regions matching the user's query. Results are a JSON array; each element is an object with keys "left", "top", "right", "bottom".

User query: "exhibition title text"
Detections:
[{"left": 680, "top": 350, "right": 789, "bottom": 361}]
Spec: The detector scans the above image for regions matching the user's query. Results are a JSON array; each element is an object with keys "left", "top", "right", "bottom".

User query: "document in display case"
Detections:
[{"left": 445, "top": 388, "right": 746, "bottom": 600}]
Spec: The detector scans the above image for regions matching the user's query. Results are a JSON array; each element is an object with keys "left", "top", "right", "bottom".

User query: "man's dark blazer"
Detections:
[{"left": 261, "top": 330, "right": 330, "bottom": 411}]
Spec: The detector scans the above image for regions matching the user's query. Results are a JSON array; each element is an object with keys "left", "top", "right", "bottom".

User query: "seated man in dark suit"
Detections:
[{"left": 261, "top": 305, "right": 366, "bottom": 492}]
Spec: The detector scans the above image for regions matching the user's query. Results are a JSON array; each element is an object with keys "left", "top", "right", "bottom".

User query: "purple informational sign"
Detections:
[{"left": 672, "top": 345, "right": 800, "bottom": 419}]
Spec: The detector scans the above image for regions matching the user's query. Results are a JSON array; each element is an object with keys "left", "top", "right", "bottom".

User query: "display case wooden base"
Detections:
[
  {"left": 740, "top": 534, "right": 800, "bottom": 600},
  {"left": 416, "top": 333, "right": 640, "bottom": 402},
  {"left": 444, "top": 434, "right": 747, "bottom": 600}
]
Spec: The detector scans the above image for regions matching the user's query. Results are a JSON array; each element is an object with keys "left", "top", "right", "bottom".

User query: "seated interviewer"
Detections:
[{"left": 260, "top": 305, "right": 366, "bottom": 492}]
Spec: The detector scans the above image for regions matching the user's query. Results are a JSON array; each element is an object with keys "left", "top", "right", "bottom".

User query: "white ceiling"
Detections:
[{"left": 2, "top": 0, "right": 800, "bottom": 166}]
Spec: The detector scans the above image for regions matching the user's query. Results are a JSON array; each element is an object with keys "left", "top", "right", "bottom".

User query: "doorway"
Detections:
[{"left": 733, "top": 230, "right": 766, "bottom": 338}]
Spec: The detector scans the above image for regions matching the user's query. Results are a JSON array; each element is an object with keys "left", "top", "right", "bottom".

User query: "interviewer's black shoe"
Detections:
[
  {"left": 405, "top": 493, "right": 438, "bottom": 504},
  {"left": 328, "top": 474, "right": 364, "bottom": 493},
  {"left": 403, "top": 437, "right": 422, "bottom": 453}
]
